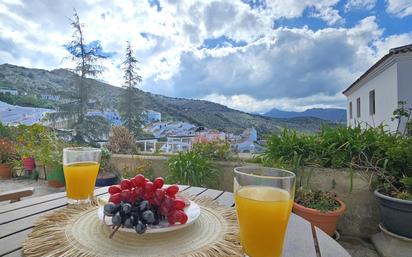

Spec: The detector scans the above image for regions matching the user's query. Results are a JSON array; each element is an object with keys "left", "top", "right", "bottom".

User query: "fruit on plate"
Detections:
[{"left": 104, "top": 175, "right": 188, "bottom": 238}]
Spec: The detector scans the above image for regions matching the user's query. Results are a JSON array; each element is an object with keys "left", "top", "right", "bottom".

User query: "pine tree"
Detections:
[
  {"left": 51, "top": 10, "right": 110, "bottom": 143},
  {"left": 118, "top": 41, "right": 143, "bottom": 136}
]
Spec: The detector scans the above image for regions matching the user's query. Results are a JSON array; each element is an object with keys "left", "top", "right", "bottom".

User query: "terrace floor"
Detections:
[{"left": 0, "top": 179, "right": 380, "bottom": 257}]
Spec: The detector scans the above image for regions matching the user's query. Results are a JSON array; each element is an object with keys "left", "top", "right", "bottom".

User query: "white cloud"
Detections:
[
  {"left": 0, "top": 0, "right": 411, "bottom": 113},
  {"left": 386, "top": 0, "right": 412, "bottom": 17},
  {"left": 345, "top": 0, "right": 376, "bottom": 11},
  {"left": 265, "top": 0, "right": 343, "bottom": 25}
]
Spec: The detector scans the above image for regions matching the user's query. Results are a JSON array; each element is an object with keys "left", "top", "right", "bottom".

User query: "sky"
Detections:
[{"left": 1, "top": 0, "right": 412, "bottom": 113}]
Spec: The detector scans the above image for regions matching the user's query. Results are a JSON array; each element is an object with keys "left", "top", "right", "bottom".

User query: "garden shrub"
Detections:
[
  {"left": 261, "top": 125, "right": 412, "bottom": 199},
  {"left": 191, "top": 140, "right": 232, "bottom": 161},
  {"left": 106, "top": 126, "right": 136, "bottom": 154},
  {"left": 167, "top": 151, "right": 219, "bottom": 188}
]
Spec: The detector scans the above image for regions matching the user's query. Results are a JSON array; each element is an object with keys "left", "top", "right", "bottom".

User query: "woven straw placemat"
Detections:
[{"left": 23, "top": 197, "right": 243, "bottom": 257}]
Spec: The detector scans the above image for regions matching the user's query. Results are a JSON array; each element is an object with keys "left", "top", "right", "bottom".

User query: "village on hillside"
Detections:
[{"left": 0, "top": 94, "right": 263, "bottom": 154}]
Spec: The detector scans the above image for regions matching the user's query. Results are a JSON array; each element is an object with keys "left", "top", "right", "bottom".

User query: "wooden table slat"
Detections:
[
  {"left": 283, "top": 214, "right": 318, "bottom": 257},
  {"left": 0, "top": 186, "right": 351, "bottom": 257},
  {"left": 0, "top": 187, "right": 110, "bottom": 215},
  {"left": 214, "top": 191, "right": 235, "bottom": 207},
  {"left": 194, "top": 188, "right": 224, "bottom": 200},
  {"left": 315, "top": 227, "right": 351, "bottom": 257},
  {"left": 0, "top": 191, "right": 67, "bottom": 214},
  {"left": 181, "top": 186, "right": 207, "bottom": 196},
  {"left": 3, "top": 249, "right": 22, "bottom": 257},
  {"left": 0, "top": 228, "right": 31, "bottom": 256}
]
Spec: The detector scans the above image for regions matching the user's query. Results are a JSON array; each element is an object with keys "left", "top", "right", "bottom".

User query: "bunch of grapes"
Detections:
[{"left": 103, "top": 175, "right": 188, "bottom": 237}]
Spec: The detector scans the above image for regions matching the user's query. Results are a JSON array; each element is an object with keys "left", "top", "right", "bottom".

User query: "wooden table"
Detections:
[{"left": 0, "top": 186, "right": 351, "bottom": 257}]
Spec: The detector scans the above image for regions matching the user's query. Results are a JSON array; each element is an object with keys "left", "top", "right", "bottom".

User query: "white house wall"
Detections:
[
  {"left": 346, "top": 62, "right": 398, "bottom": 131},
  {"left": 396, "top": 53, "right": 412, "bottom": 133}
]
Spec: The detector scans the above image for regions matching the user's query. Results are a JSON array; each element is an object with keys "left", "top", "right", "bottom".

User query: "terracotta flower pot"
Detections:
[
  {"left": 293, "top": 199, "right": 346, "bottom": 236},
  {"left": 0, "top": 163, "right": 12, "bottom": 179},
  {"left": 23, "top": 157, "right": 36, "bottom": 171},
  {"left": 48, "top": 180, "right": 65, "bottom": 188}
]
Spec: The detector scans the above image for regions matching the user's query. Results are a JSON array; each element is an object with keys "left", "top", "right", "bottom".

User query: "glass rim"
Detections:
[
  {"left": 63, "top": 147, "right": 101, "bottom": 153},
  {"left": 234, "top": 166, "right": 296, "bottom": 180}
]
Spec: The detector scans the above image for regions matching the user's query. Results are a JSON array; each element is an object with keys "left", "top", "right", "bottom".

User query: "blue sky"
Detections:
[{"left": 1, "top": 0, "right": 412, "bottom": 113}]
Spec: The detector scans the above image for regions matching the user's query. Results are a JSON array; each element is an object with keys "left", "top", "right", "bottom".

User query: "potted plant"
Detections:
[
  {"left": 45, "top": 140, "right": 66, "bottom": 188},
  {"left": 95, "top": 147, "right": 119, "bottom": 186},
  {"left": 15, "top": 125, "right": 41, "bottom": 173},
  {"left": 372, "top": 166, "right": 412, "bottom": 238},
  {"left": 270, "top": 154, "right": 346, "bottom": 237},
  {"left": 293, "top": 187, "right": 346, "bottom": 236},
  {"left": 0, "top": 138, "right": 16, "bottom": 179}
]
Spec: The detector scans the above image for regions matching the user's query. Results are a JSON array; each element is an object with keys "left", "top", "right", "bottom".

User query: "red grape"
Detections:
[
  {"left": 166, "top": 184, "right": 179, "bottom": 196},
  {"left": 130, "top": 188, "right": 138, "bottom": 200},
  {"left": 144, "top": 181, "right": 154, "bottom": 193},
  {"left": 173, "top": 199, "right": 186, "bottom": 210},
  {"left": 154, "top": 188, "right": 165, "bottom": 200},
  {"left": 167, "top": 214, "right": 176, "bottom": 225},
  {"left": 153, "top": 177, "right": 165, "bottom": 189},
  {"left": 135, "top": 187, "right": 144, "bottom": 197},
  {"left": 120, "top": 189, "right": 131, "bottom": 200},
  {"left": 143, "top": 192, "right": 154, "bottom": 200},
  {"left": 179, "top": 211, "right": 188, "bottom": 224},
  {"left": 133, "top": 174, "right": 145, "bottom": 187},
  {"left": 160, "top": 204, "right": 170, "bottom": 216},
  {"left": 120, "top": 179, "right": 132, "bottom": 190},
  {"left": 108, "top": 185, "right": 122, "bottom": 195},
  {"left": 163, "top": 195, "right": 174, "bottom": 208},
  {"left": 172, "top": 210, "right": 182, "bottom": 220},
  {"left": 108, "top": 193, "right": 121, "bottom": 204}
]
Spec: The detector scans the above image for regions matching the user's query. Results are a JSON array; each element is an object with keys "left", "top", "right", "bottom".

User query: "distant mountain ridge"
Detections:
[
  {"left": 264, "top": 108, "right": 346, "bottom": 122},
  {"left": 0, "top": 63, "right": 338, "bottom": 134}
]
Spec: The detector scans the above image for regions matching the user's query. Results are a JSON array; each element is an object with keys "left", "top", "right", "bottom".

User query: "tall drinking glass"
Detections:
[
  {"left": 63, "top": 147, "right": 101, "bottom": 204},
  {"left": 234, "top": 166, "right": 296, "bottom": 257}
]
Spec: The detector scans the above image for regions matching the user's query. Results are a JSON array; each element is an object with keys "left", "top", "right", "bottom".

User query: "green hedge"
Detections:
[{"left": 261, "top": 126, "right": 412, "bottom": 199}]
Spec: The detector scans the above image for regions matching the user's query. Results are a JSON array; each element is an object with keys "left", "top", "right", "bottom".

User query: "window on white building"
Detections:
[
  {"left": 369, "top": 90, "right": 375, "bottom": 115},
  {"left": 356, "top": 97, "right": 361, "bottom": 118},
  {"left": 349, "top": 102, "right": 353, "bottom": 119}
]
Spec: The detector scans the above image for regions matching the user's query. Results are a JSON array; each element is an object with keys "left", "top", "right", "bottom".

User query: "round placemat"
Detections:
[{"left": 23, "top": 197, "right": 243, "bottom": 257}]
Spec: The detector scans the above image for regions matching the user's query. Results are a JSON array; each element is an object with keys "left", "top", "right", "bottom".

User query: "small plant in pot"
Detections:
[
  {"left": 95, "top": 147, "right": 119, "bottom": 187},
  {"left": 367, "top": 159, "right": 412, "bottom": 239},
  {"left": 47, "top": 164, "right": 65, "bottom": 188},
  {"left": 262, "top": 152, "right": 346, "bottom": 237},
  {"left": 293, "top": 187, "right": 346, "bottom": 236},
  {"left": 0, "top": 138, "right": 16, "bottom": 179}
]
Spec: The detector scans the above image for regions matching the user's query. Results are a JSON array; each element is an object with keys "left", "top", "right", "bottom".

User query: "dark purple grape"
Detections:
[
  {"left": 122, "top": 203, "right": 132, "bottom": 214},
  {"left": 112, "top": 213, "right": 122, "bottom": 226},
  {"left": 124, "top": 217, "right": 134, "bottom": 228},
  {"left": 104, "top": 203, "right": 117, "bottom": 216},
  {"left": 135, "top": 220, "right": 147, "bottom": 234},
  {"left": 142, "top": 210, "right": 155, "bottom": 224},
  {"left": 139, "top": 200, "right": 150, "bottom": 212}
]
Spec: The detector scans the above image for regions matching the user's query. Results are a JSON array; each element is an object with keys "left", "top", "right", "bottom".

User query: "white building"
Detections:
[
  {"left": 343, "top": 44, "right": 412, "bottom": 132},
  {"left": 41, "top": 94, "right": 60, "bottom": 101},
  {"left": 146, "top": 110, "right": 161, "bottom": 123},
  {"left": 0, "top": 88, "right": 18, "bottom": 95}
]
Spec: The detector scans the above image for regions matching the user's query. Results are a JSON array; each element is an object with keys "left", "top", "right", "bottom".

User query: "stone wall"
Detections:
[{"left": 110, "top": 154, "right": 379, "bottom": 238}]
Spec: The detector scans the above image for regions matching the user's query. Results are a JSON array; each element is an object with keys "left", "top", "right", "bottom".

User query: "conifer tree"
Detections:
[
  {"left": 118, "top": 41, "right": 143, "bottom": 136},
  {"left": 51, "top": 10, "right": 109, "bottom": 143}
]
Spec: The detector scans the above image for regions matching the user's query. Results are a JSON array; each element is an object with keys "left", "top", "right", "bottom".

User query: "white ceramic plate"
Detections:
[{"left": 97, "top": 196, "right": 200, "bottom": 234}]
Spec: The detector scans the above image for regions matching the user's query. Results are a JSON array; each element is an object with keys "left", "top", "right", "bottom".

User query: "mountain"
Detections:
[
  {"left": 0, "top": 63, "right": 338, "bottom": 134},
  {"left": 264, "top": 108, "right": 346, "bottom": 122}
]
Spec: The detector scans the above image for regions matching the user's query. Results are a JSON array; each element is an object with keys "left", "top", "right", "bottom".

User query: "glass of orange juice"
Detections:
[
  {"left": 63, "top": 147, "right": 101, "bottom": 204},
  {"left": 234, "top": 166, "right": 295, "bottom": 257}
]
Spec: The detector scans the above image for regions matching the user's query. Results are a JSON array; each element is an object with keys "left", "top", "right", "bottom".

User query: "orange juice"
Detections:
[
  {"left": 235, "top": 186, "right": 293, "bottom": 257},
  {"left": 63, "top": 162, "right": 100, "bottom": 200}
]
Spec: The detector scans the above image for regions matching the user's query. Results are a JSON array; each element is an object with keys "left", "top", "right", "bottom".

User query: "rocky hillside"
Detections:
[{"left": 0, "top": 63, "right": 337, "bottom": 134}]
